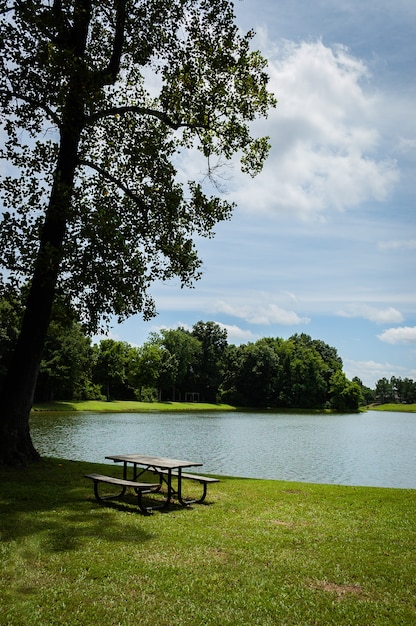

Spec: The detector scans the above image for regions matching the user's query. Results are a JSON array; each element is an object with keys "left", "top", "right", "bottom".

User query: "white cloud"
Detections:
[
  {"left": 337, "top": 305, "right": 404, "bottom": 324},
  {"left": 377, "top": 326, "right": 416, "bottom": 344},
  {"left": 214, "top": 300, "right": 309, "bottom": 326},
  {"left": 216, "top": 323, "right": 258, "bottom": 344},
  {"left": 231, "top": 39, "right": 399, "bottom": 220},
  {"left": 378, "top": 239, "right": 416, "bottom": 251},
  {"left": 396, "top": 137, "right": 416, "bottom": 154},
  {"left": 344, "top": 359, "right": 409, "bottom": 388}
]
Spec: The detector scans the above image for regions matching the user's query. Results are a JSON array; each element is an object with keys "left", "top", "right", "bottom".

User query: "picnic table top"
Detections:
[{"left": 105, "top": 454, "right": 203, "bottom": 470}]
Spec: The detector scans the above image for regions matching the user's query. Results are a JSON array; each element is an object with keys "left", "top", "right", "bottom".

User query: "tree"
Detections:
[
  {"left": 155, "top": 328, "right": 201, "bottom": 400},
  {"left": 0, "top": 0, "right": 275, "bottom": 464},
  {"left": 127, "top": 342, "right": 162, "bottom": 401},
  {"left": 35, "top": 319, "right": 96, "bottom": 402},
  {"left": 221, "top": 340, "right": 281, "bottom": 407},
  {"left": 286, "top": 334, "right": 332, "bottom": 408},
  {"left": 191, "top": 321, "right": 227, "bottom": 402},
  {"left": 352, "top": 376, "right": 374, "bottom": 405},
  {"left": 329, "top": 371, "right": 362, "bottom": 412},
  {"left": 375, "top": 378, "right": 393, "bottom": 404},
  {"left": 92, "top": 339, "right": 132, "bottom": 401},
  {"left": 0, "top": 288, "right": 23, "bottom": 384}
]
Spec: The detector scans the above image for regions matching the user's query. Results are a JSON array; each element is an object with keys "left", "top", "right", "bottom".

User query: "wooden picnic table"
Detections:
[{"left": 105, "top": 454, "right": 207, "bottom": 508}]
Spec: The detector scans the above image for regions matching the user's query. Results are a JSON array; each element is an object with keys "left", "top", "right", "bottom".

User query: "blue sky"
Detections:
[{"left": 113, "top": 2, "right": 415, "bottom": 388}]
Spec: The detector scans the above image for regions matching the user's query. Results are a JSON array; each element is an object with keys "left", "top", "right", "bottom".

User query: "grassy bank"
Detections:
[
  {"left": 32, "top": 400, "right": 237, "bottom": 413},
  {"left": 1, "top": 459, "right": 415, "bottom": 625},
  {"left": 370, "top": 403, "right": 416, "bottom": 413},
  {"left": 31, "top": 400, "right": 416, "bottom": 414}
]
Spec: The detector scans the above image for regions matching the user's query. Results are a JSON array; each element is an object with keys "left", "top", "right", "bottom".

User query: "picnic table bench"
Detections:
[
  {"left": 154, "top": 469, "right": 219, "bottom": 503},
  {"left": 84, "top": 473, "right": 160, "bottom": 514}
]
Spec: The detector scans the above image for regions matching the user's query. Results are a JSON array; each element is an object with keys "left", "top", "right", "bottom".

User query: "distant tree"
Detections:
[
  {"left": 154, "top": 328, "right": 201, "bottom": 400},
  {"left": 35, "top": 320, "right": 96, "bottom": 402},
  {"left": 0, "top": 288, "right": 23, "bottom": 385},
  {"left": 329, "top": 371, "right": 362, "bottom": 412},
  {"left": 401, "top": 378, "right": 416, "bottom": 404},
  {"left": 156, "top": 348, "right": 179, "bottom": 402},
  {"left": 93, "top": 340, "right": 133, "bottom": 401},
  {"left": 0, "top": 0, "right": 275, "bottom": 464},
  {"left": 221, "top": 340, "right": 281, "bottom": 407},
  {"left": 191, "top": 321, "right": 228, "bottom": 402},
  {"left": 352, "top": 376, "right": 374, "bottom": 405},
  {"left": 375, "top": 378, "right": 393, "bottom": 404},
  {"left": 287, "top": 334, "right": 332, "bottom": 408},
  {"left": 375, "top": 376, "right": 416, "bottom": 405},
  {"left": 128, "top": 342, "right": 162, "bottom": 401}
]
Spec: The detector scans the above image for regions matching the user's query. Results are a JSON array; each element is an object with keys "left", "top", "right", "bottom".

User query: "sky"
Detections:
[
  {"left": 105, "top": 0, "right": 415, "bottom": 389},
  {"left": 64, "top": 1, "right": 416, "bottom": 389}
]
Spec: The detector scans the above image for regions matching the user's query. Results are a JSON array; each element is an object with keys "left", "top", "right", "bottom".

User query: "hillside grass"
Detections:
[
  {"left": 1, "top": 458, "right": 415, "bottom": 625},
  {"left": 31, "top": 399, "right": 416, "bottom": 414},
  {"left": 31, "top": 400, "right": 237, "bottom": 413},
  {"left": 370, "top": 403, "right": 416, "bottom": 413}
]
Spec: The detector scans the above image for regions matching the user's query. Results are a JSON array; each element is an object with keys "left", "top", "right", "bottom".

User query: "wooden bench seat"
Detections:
[
  {"left": 155, "top": 469, "right": 219, "bottom": 504},
  {"left": 169, "top": 471, "right": 219, "bottom": 484},
  {"left": 84, "top": 473, "right": 160, "bottom": 514}
]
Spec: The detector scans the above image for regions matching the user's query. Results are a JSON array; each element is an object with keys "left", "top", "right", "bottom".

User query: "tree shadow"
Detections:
[{"left": 0, "top": 458, "right": 157, "bottom": 553}]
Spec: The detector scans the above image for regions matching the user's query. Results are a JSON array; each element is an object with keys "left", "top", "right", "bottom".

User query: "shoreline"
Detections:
[{"left": 31, "top": 399, "right": 416, "bottom": 413}]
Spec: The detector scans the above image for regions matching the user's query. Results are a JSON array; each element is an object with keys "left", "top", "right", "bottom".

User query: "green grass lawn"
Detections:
[
  {"left": 1, "top": 458, "right": 415, "bottom": 625},
  {"left": 31, "top": 400, "right": 416, "bottom": 414},
  {"left": 32, "top": 399, "right": 237, "bottom": 412},
  {"left": 370, "top": 403, "right": 416, "bottom": 413}
]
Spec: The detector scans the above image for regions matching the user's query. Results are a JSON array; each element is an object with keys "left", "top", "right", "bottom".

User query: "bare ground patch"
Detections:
[{"left": 309, "top": 579, "right": 369, "bottom": 601}]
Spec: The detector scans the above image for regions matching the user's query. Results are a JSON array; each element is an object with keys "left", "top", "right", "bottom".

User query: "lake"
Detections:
[{"left": 30, "top": 410, "right": 416, "bottom": 489}]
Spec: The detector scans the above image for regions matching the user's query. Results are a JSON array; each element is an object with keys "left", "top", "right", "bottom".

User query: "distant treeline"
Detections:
[
  {"left": 0, "top": 293, "right": 370, "bottom": 410},
  {"left": 3, "top": 292, "right": 414, "bottom": 409}
]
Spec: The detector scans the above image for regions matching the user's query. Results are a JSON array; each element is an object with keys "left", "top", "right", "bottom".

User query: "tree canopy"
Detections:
[{"left": 0, "top": 0, "right": 275, "bottom": 464}]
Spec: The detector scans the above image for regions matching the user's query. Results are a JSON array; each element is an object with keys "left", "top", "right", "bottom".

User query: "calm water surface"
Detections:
[{"left": 30, "top": 410, "right": 416, "bottom": 489}]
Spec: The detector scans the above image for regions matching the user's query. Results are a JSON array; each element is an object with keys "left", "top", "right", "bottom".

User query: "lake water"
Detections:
[{"left": 30, "top": 410, "right": 416, "bottom": 489}]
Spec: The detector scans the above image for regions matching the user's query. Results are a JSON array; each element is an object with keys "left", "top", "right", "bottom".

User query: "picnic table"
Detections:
[{"left": 85, "top": 454, "right": 219, "bottom": 513}]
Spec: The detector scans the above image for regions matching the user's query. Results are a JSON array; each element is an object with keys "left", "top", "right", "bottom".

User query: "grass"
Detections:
[
  {"left": 32, "top": 400, "right": 416, "bottom": 414},
  {"left": 32, "top": 400, "right": 237, "bottom": 413},
  {"left": 1, "top": 458, "right": 415, "bottom": 625},
  {"left": 370, "top": 403, "right": 416, "bottom": 413}
]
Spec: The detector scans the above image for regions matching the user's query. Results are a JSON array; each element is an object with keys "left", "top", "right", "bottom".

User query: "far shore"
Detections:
[{"left": 31, "top": 399, "right": 416, "bottom": 413}]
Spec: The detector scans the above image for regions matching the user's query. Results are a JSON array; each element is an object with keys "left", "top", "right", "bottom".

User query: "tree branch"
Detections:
[
  {"left": 78, "top": 158, "right": 149, "bottom": 219},
  {"left": 95, "top": 0, "right": 126, "bottom": 87},
  {"left": 6, "top": 88, "right": 61, "bottom": 128},
  {"left": 86, "top": 105, "right": 198, "bottom": 131}
]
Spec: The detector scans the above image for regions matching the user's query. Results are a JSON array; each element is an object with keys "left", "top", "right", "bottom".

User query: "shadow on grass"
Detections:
[{"left": 0, "top": 458, "right": 156, "bottom": 552}]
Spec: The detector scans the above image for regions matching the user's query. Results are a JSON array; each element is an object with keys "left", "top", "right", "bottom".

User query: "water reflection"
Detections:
[{"left": 30, "top": 410, "right": 416, "bottom": 489}]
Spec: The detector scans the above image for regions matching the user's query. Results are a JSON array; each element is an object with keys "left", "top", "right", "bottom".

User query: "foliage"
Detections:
[
  {"left": 352, "top": 376, "right": 375, "bottom": 405},
  {"left": 25, "top": 317, "right": 416, "bottom": 411},
  {"left": 127, "top": 343, "right": 163, "bottom": 401},
  {"left": 152, "top": 327, "right": 202, "bottom": 400},
  {"left": 0, "top": 0, "right": 275, "bottom": 464},
  {"left": 0, "top": 288, "right": 366, "bottom": 410},
  {"left": 375, "top": 376, "right": 416, "bottom": 405},
  {"left": 1, "top": 458, "right": 415, "bottom": 625},
  {"left": 219, "top": 333, "right": 359, "bottom": 410},
  {"left": 0, "top": 0, "right": 275, "bottom": 330},
  {"left": 0, "top": 293, "right": 365, "bottom": 409},
  {"left": 191, "top": 320, "right": 228, "bottom": 402},
  {"left": 0, "top": 286, "right": 23, "bottom": 382},
  {"left": 92, "top": 339, "right": 135, "bottom": 401},
  {"left": 36, "top": 321, "right": 97, "bottom": 402}
]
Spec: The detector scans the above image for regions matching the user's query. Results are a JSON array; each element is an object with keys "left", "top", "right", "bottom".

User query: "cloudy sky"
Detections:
[{"left": 113, "top": 0, "right": 416, "bottom": 389}]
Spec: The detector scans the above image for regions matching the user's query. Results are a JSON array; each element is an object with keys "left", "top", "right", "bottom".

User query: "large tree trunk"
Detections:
[
  {"left": 0, "top": 109, "right": 86, "bottom": 466},
  {"left": 0, "top": 144, "right": 79, "bottom": 465},
  {"left": 0, "top": 2, "right": 92, "bottom": 466}
]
